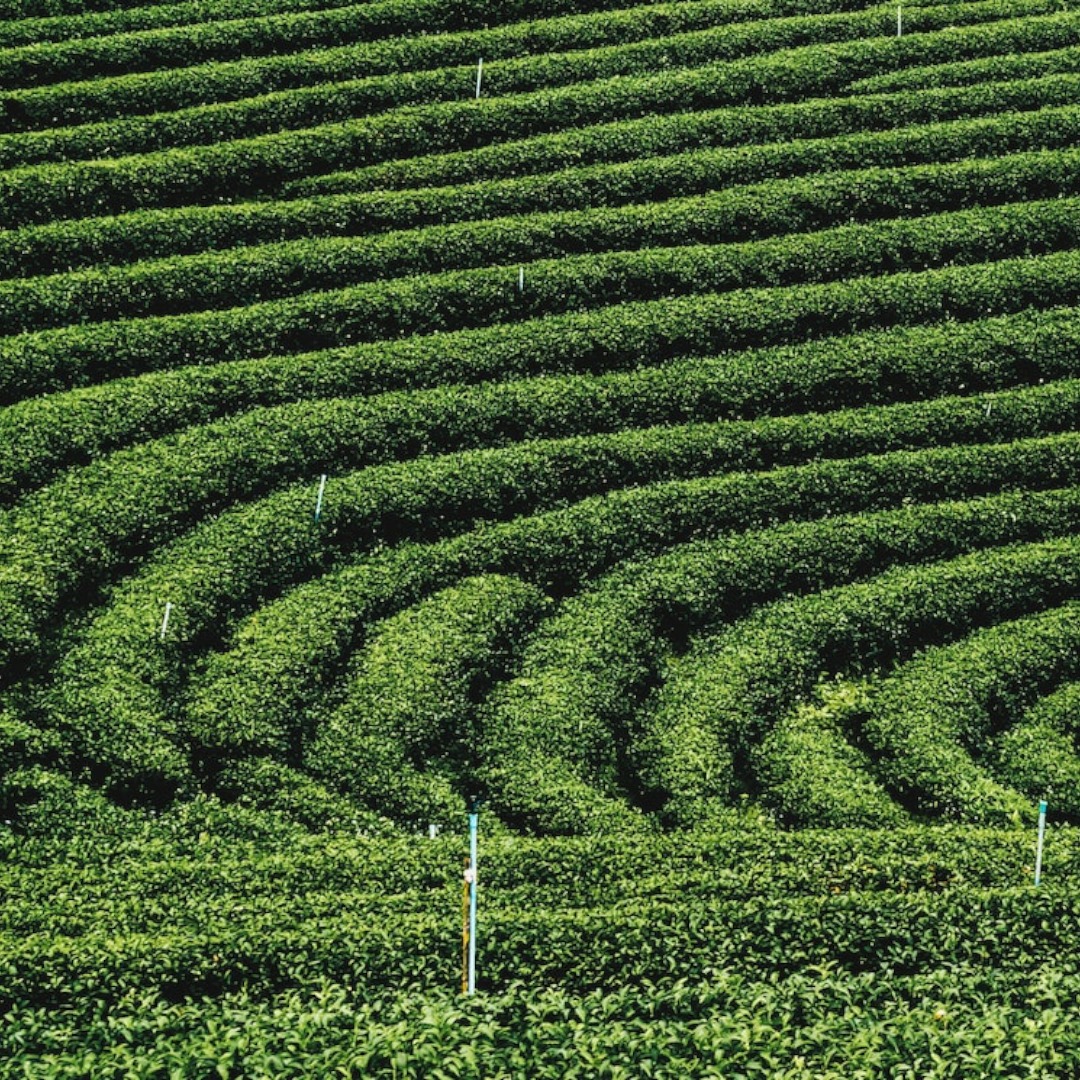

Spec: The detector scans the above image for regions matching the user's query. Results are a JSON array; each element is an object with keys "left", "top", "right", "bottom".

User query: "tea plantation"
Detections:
[{"left": 3, "top": 0, "right": 1080, "bottom": 1073}]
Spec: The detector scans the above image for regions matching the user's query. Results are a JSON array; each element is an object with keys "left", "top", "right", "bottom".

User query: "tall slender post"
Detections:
[
  {"left": 475, "top": 58, "right": 483, "bottom": 99},
  {"left": 1035, "top": 800, "right": 1048, "bottom": 886},
  {"left": 467, "top": 810, "right": 479, "bottom": 994},
  {"left": 314, "top": 473, "right": 327, "bottom": 522},
  {"left": 518, "top": 266, "right": 524, "bottom": 293},
  {"left": 461, "top": 856, "right": 470, "bottom": 994},
  {"left": 160, "top": 601, "right": 172, "bottom": 642},
  {"left": 896, "top": 4, "right": 902, "bottom": 36}
]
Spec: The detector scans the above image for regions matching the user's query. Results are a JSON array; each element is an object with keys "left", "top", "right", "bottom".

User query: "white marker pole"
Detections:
[
  {"left": 160, "top": 601, "right": 172, "bottom": 642},
  {"left": 1035, "top": 800, "right": 1048, "bottom": 886},
  {"left": 314, "top": 473, "right": 327, "bottom": 522},
  {"left": 518, "top": 266, "right": 524, "bottom": 293},
  {"left": 467, "top": 810, "right": 479, "bottom": 993},
  {"left": 475, "top": 58, "right": 483, "bottom": 99},
  {"left": 897, "top": 4, "right": 902, "bottom": 36}
]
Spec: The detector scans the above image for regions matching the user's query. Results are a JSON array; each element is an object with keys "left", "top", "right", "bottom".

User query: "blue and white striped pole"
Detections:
[
  {"left": 1035, "top": 800, "right": 1048, "bottom": 886},
  {"left": 467, "top": 810, "right": 479, "bottom": 993}
]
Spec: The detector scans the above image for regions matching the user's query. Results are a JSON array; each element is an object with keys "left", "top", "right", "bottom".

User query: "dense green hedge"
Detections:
[
  {"left": 642, "top": 538, "right": 1080, "bottom": 829},
  {"left": 861, "top": 603, "right": 1080, "bottom": 819},
  {"left": 21, "top": 313, "right": 1080, "bottom": 682},
  {"left": 0, "top": 15, "right": 1074, "bottom": 228},
  {"left": 164, "top": 423, "right": 1080, "bottom": 825},
  {"left": 4, "top": 880, "right": 1080, "bottom": 1008},
  {"left": 0, "top": 0, "right": 370, "bottom": 49},
  {"left": 996, "top": 682, "right": 1080, "bottom": 817},
  {"left": 5, "top": 87, "right": 1078, "bottom": 283},
  {"left": 301, "top": 575, "right": 548, "bottom": 825},
  {"left": 40, "top": 389, "right": 1080, "bottom": 803},
  {"left": 0, "top": 0, "right": 870, "bottom": 124},
  {"left": 0, "top": 0, "right": 669, "bottom": 90},
  {"left": 483, "top": 486, "right": 1080, "bottom": 830},
  {"left": 0, "top": 3, "right": 951, "bottom": 162},
  {"left": 289, "top": 75, "right": 1080, "bottom": 198},
  {"left": 849, "top": 40, "right": 1080, "bottom": 93},
  {"left": 6, "top": 967, "right": 1080, "bottom": 1078},
  {"left": 10, "top": 211, "right": 1080, "bottom": 406},
  {"left": 9, "top": 152, "right": 1080, "bottom": 336},
  {"left": 6, "top": 296, "right": 1080, "bottom": 507}
]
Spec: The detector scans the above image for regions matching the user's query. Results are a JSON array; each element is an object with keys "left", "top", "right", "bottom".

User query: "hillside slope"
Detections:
[{"left": 3, "top": 0, "right": 1080, "bottom": 1071}]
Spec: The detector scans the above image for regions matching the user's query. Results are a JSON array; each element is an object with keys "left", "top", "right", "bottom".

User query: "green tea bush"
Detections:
[
  {"left": 641, "top": 538, "right": 1080, "bottom": 828},
  {"left": 849, "top": 40, "right": 1080, "bottom": 93},
  {"left": 0, "top": 5, "right": 976, "bottom": 165},
  {"left": 863, "top": 603, "right": 1080, "bottom": 818},
  {"left": 10, "top": 154, "right": 1080, "bottom": 335},
  {"left": 302, "top": 575, "right": 548, "bottom": 825},
  {"left": 9, "top": 88, "right": 1080, "bottom": 280},
  {"left": 10, "top": 217, "right": 1080, "bottom": 407},
  {"left": 994, "top": 682, "right": 1080, "bottom": 817},
  {"left": 0, "top": 9, "right": 1071, "bottom": 227}
]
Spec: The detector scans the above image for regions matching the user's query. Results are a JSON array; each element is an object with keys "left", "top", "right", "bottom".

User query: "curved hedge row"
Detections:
[
  {"left": 302, "top": 575, "right": 549, "bottom": 826},
  {"left": 995, "top": 682, "right": 1080, "bottom": 817},
  {"left": 848, "top": 41, "right": 1080, "bottom": 93},
  {"left": 862, "top": 603, "right": 1080, "bottom": 819},
  {"left": 0, "top": 5, "right": 951, "bottom": 165},
  {"left": 22, "top": 373, "right": 1080, "bottom": 677},
  {"left": 0, "top": 15, "right": 1074, "bottom": 228},
  {"left": 288, "top": 76, "right": 1080, "bottom": 199},
  {"left": 0, "top": 0, "right": 661, "bottom": 90},
  {"left": 0, "top": 0, "right": 372, "bottom": 50},
  {"left": 481, "top": 486, "right": 1080, "bottom": 829},
  {"left": 9, "top": 151, "right": 1080, "bottom": 336},
  {"left": 5, "top": 297, "right": 1080, "bottom": 506},
  {"left": 38, "top": 396, "right": 1080, "bottom": 805},
  {"left": 12, "top": 219, "right": 1080, "bottom": 407},
  {"left": 6, "top": 83, "right": 1077, "bottom": 280},
  {"left": 29, "top": 423, "right": 1080, "bottom": 811},
  {"left": 640, "top": 537, "right": 1080, "bottom": 828},
  {"left": 169, "top": 428, "right": 1080, "bottom": 827}
]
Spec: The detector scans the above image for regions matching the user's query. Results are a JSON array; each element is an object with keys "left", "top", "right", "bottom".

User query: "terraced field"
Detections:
[{"left": 5, "top": 0, "right": 1080, "bottom": 1072}]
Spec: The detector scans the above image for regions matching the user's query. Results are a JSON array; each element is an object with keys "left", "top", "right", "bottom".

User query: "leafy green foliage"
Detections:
[{"left": 8, "top": 0, "right": 1080, "bottom": 1062}]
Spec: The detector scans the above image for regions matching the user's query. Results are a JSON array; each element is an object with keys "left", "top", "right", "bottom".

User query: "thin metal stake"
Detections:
[
  {"left": 461, "top": 856, "right": 470, "bottom": 994},
  {"left": 467, "top": 811, "right": 479, "bottom": 994},
  {"left": 1035, "top": 800, "right": 1048, "bottom": 886},
  {"left": 897, "top": 4, "right": 902, "bottom": 35},
  {"left": 314, "top": 474, "right": 327, "bottom": 522},
  {"left": 518, "top": 266, "right": 524, "bottom": 292},
  {"left": 160, "top": 601, "right": 172, "bottom": 642},
  {"left": 475, "top": 58, "right": 483, "bottom": 99}
]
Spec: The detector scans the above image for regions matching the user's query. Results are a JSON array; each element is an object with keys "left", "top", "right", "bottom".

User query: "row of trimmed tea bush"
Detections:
[
  {"left": 641, "top": 538, "right": 1080, "bottom": 828},
  {"left": 0, "top": 2, "right": 945, "bottom": 161},
  {"left": 3, "top": 295, "right": 1080, "bottom": 505},
  {"left": 10, "top": 215, "right": 1080, "bottom": 405},
  {"left": 7, "top": 79, "right": 1076, "bottom": 279},
  {"left": 9, "top": 150, "right": 1080, "bottom": 335},
  {"left": 6, "top": 966, "right": 1080, "bottom": 1079},
  {"left": 43, "top": 395, "right": 1080, "bottom": 803},
  {"left": 848, "top": 39, "right": 1080, "bottom": 93},
  {"left": 0, "top": 15, "right": 1074, "bottom": 227},
  {"left": 0, "top": 0, "right": 664, "bottom": 90}
]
